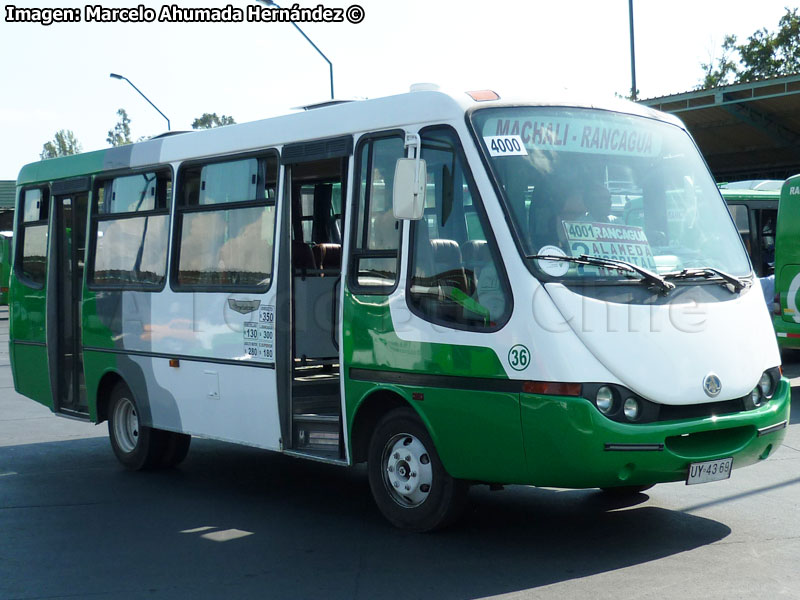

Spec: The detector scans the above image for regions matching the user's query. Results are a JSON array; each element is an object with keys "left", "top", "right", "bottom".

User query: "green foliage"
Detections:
[
  {"left": 191, "top": 113, "right": 236, "bottom": 129},
  {"left": 615, "top": 89, "right": 640, "bottom": 101},
  {"left": 701, "top": 8, "right": 800, "bottom": 88},
  {"left": 106, "top": 108, "right": 132, "bottom": 147},
  {"left": 701, "top": 35, "right": 739, "bottom": 88},
  {"left": 40, "top": 129, "right": 82, "bottom": 159}
]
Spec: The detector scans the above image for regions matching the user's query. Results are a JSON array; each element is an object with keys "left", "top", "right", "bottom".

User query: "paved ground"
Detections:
[{"left": 1, "top": 306, "right": 799, "bottom": 599}]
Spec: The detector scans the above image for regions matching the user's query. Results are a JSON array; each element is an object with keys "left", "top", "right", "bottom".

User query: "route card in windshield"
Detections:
[{"left": 562, "top": 221, "right": 658, "bottom": 272}]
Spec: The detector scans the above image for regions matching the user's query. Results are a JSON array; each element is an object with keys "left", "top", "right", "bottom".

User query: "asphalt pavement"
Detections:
[{"left": 1, "top": 307, "right": 799, "bottom": 600}]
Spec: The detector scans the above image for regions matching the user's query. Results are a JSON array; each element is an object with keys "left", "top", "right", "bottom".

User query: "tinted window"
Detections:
[
  {"left": 408, "top": 128, "right": 510, "bottom": 329},
  {"left": 90, "top": 171, "right": 172, "bottom": 288},
  {"left": 18, "top": 187, "right": 50, "bottom": 286},
  {"left": 176, "top": 154, "right": 278, "bottom": 290},
  {"left": 350, "top": 135, "right": 403, "bottom": 291}
]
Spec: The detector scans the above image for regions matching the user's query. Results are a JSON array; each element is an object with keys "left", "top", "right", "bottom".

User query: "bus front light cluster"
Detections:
[
  {"left": 750, "top": 386, "right": 764, "bottom": 408},
  {"left": 758, "top": 370, "right": 777, "bottom": 399},
  {"left": 596, "top": 386, "right": 614, "bottom": 414},
  {"left": 623, "top": 397, "right": 640, "bottom": 421},
  {"left": 584, "top": 383, "right": 657, "bottom": 423},
  {"left": 745, "top": 368, "right": 781, "bottom": 410}
]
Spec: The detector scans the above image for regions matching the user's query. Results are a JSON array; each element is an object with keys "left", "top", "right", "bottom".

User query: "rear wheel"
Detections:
[
  {"left": 367, "top": 407, "right": 467, "bottom": 531},
  {"left": 107, "top": 383, "right": 165, "bottom": 470},
  {"left": 158, "top": 432, "right": 191, "bottom": 468}
]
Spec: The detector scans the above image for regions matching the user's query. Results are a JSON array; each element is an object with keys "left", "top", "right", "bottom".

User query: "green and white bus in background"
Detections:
[
  {"left": 10, "top": 87, "right": 789, "bottom": 530},
  {"left": 719, "top": 181, "right": 779, "bottom": 279},
  {"left": 770, "top": 174, "right": 800, "bottom": 349}
]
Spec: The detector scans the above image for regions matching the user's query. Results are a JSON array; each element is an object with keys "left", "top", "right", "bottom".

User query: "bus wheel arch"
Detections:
[
  {"left": 107, "top": 380, "right": 167, "bottom": 471},
  {"left": 366, "top": 406, "right": 468, "bottom": 531},
  {"left": 350, "top": 389, "right": 409, "bottom": 464},
  {"left": 98, "top": 372, "right": 191, "bottom": 469},
  {"left": 95, "top": 371, "right": 126, "bottom": 424}
]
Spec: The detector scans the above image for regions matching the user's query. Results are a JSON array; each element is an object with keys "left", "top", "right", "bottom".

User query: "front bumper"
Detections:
[{"left": 520, "top": 378, "right": 791, "bottom": 488}]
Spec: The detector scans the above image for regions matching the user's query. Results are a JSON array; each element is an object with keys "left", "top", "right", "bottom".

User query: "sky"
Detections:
[{"left": 0, "top": 0, "right": 792, "bottom": 179}]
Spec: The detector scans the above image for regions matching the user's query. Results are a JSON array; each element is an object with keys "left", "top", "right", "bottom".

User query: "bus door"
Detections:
[
  {"left": 752, "top": 206, "right": 777, "bottom": 276},
  {"left": 281, "top": 136, "right": 351, "bottom": 459},
  {"left": 53, "top": 189, "right": 89, "bottom": 415},
  {"left": 728, "top": 201, "right": 777, "bottom": 277}
]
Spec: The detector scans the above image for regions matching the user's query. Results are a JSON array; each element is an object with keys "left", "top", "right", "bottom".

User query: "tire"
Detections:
[
  {"left": 158, "top": 432, "right": 191, "bottom": 468},
  {"left": 107, "top": 383, "right": 165, "bottom": 471},
  {"left": 367, "top": 407, "right": 468, "bottom": 532},
  {"left": 600, "top": 484, "right": 655, "bottom": 495}
]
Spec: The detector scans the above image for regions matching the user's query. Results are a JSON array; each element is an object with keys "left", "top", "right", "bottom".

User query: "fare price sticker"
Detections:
[{"left": 243, "top": 304, "right": 275, "bottom": 362}]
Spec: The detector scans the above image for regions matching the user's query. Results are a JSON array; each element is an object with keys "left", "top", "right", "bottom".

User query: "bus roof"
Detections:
[
  {"left": 17, "top": 87, "right": 685, "bottom": 186},
  {"left": 719, "top": 187, "right": 781, "bottom": 202}
]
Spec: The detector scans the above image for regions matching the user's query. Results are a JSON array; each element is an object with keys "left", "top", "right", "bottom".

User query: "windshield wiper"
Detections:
[
  {"left": 662, "top": 268, "right": 748, "bottom": 292},
  {"left": 528, "top": 253, "right": 675, "bottom": 294}
]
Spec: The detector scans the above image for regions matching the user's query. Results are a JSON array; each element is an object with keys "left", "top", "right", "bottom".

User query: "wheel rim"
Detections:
[
  {"left": 381, "top": 432, "right": 434, "bottom": 508},
  {"left": 112, "top": 396, "right": 139, "bottom": 454}
]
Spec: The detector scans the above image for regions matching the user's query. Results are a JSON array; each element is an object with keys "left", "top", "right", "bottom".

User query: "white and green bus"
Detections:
[{"left": 10, "top": 87, "right": 789, "bottom": 530}]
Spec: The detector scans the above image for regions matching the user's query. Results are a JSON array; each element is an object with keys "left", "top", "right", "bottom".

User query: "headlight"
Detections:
[
  {"left": 758, "top": 371, "right": 775, "bottom": 399},
  {"left": 750, "top": 386, "right": 763, "bottom": 408},
  {"left": 596, "top": 386, "right": 614, "bottom": 414},
  {"left": 623, "top": 397, "right": 640, "bottom": 421}
]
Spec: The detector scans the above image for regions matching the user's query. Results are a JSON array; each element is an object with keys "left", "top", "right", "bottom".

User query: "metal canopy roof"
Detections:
[
  {"left": 640, "top": 74, "right": 800, "bottom": 182},
  {"left": 0, "top": 181, "right": 15, "bottom": 209}
]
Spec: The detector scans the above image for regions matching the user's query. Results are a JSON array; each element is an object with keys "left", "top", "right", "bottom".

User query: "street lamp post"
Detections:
[
  {"left": 255, "top": 0, "right": 334, "bottom": 99},
  {"left": 628, "top": 0, "right": 637, "bottom": 101},
  {"left": 109, "top": 73, "right": 171, "bottom": 131}
]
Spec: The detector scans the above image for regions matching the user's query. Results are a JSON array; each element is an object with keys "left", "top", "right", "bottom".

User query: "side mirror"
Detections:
[{"left": 393, "top": 158, "right": 426, "bottom": 220}]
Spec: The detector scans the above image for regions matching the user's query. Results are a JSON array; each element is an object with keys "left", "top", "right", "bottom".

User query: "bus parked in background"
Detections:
[
  {"left": 0, "top": 231, "right": 12, "bottom": 305},
  {"left": 10, "top": 87, "right": 789, "bottom": 530},
  {"left": 771, "top": 174, "right": 800, "bottom": 349},
  {"left": 719, "top": 181, "right": 779, "bottom": 278}
]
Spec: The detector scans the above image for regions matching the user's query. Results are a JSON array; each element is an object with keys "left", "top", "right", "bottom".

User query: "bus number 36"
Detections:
[{"left": 508, "top": 344, "right": 530, "bottom": 371}]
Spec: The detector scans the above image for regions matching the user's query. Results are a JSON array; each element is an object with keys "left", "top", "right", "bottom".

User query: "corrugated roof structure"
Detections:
[
  {"left": 0, "top": 181, "right": 15, "bottom": 209},
  {"left": 641, "top": 74, "right": 800, "bottom": 181}
]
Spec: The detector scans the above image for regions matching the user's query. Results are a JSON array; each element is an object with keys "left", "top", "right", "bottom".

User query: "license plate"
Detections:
[{"left": 686, "top": 457, "right": 733, "bottom": 485}]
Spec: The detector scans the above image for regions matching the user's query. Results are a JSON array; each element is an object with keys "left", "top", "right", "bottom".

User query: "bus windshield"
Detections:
[{"left": 471, "top": 106, "right": 750, "bottom": 280}]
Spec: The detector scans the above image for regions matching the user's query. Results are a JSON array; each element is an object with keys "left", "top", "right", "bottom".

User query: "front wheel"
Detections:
[{"left": 367, "top": 407, "right": 467, "bottom": 531}]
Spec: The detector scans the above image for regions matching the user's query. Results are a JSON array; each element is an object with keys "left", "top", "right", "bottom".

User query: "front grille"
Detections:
[{"left": 657, "top": 397, "right": 747, "bottom": 422}]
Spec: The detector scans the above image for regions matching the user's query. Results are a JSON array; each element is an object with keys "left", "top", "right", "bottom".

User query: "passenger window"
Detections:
[
  {"left": 756, "top": 208, "right": 776, "bottom": 276},
  {"left": 175, "top": 154, "right": 278, "bottom": 289},
  {"left": 408, "top": 127, "right": 510, "bottom": 330},
  {"left": 292, "top": 176, "right": 343, "bottom": 275},
  {"left": 99, "top": 172, "right": 166, "bottom": 214},
  {"left": 728, "top": 204, "right": 751, "bottom": 260},
  {"left": 18, "top": 187, "right": 50, "bottom": 285},
  {"left": 90, "top": 171, "right": 172, "bottom": 288},
  {"left": 350, "top": 135, "right": 403, "bottom": 291}
]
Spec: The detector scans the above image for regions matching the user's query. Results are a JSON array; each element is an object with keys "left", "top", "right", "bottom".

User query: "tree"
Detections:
[
  {"left": 701, "top": 8, "right": 800, "bottom": 88},
  {"left": 701, "top": 35, "right": 739, "bottom": 88},
  {"left": 107, "top": 108, "right": 132, "bottom": 146},
  {"left": 40, "top": 129, "right": 82, "bottom": 159},
  {"left": 192, "top": 113, "right": 236, "bottom": 129}
]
